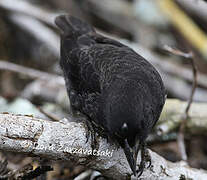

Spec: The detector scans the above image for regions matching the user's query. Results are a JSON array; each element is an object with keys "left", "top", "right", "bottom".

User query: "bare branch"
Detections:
[
  {"left": 0, "top": 0, "right": 57, "bottom": 27},
  {"left": 0, "top": 110, "right": 207, "bottom": 179},
  {"left": 157, "top": 99, "right": 207, "bottom": 136},
  {"left": 0, "top": 60, "right": 61, "bottom": 81},
  {"left": 163, "top": 46, "right": 198, "bottom": 161},
  {"left": 163, "top": 45, "right": 193, "bottom": 59}
]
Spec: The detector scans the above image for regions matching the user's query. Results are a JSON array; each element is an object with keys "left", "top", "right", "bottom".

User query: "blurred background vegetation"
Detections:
[{"left": 0, "top": 0, "right": 207, "bottom": 179}]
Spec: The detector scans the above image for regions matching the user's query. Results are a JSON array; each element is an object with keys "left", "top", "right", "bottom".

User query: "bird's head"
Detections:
[
  {"left": 116, "top": 122, "right": 141, "bottom": 177},
  {"left": 102, "top": 79, "right": 155, "bottom": 176},
  {"left": 104, "top": 97, "right": 147, "bottom": 176}
]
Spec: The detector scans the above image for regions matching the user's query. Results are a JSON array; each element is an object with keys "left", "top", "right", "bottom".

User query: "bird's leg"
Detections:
[
  {"left": 69, "top": 89, "right": 109, "bottom": 149},
  {"left": 69, "top": 89, "right": 81, "bottom": 114},
  {"left": 94, "top": 124, "right": 110, "bottom": 142},
  {"left": 105, "top": 133, "right": 113, "bottom": 145},
  {"left": 137, "top": 142, "right": 151, "bottom": 177},
  {"left": 85, "top": 119, "right": 99, "bottom": 150},
  {"left": 85, "top": 119, "right": 95, "bottom": 143},
  {"left": 68, "top": 89, "right": 97, "bottom": 148}
]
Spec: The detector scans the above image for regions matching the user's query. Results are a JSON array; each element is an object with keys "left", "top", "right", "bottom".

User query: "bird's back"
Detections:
[
  {"left": 86, "top": 44, "right": 165, "bottom": 136},
  {"left": 55, "top": 14, "right": 165, "bottom": 135}
]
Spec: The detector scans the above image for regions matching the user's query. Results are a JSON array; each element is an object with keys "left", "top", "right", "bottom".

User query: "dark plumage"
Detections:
[{"left": 55, "top": 15, "right": 166, "bottom": 177}]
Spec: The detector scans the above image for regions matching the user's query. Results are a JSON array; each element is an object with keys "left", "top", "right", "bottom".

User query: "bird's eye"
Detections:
[{"left": 121, "top": 123, "right": 128, "bottom": 134}]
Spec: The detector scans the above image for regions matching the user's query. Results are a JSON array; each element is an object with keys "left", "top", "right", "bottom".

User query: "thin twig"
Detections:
[
  {"left": 163, "top": 45, "right": 198, "bottom": 161},
  {"left": 163, "top": 45, "right": 193, "bottom": 59},
  {"left": 185, "top": 55, "right": 198, "bottom": 116},
  {"left": 0, "top": 60, "right": 60, "bottom": 80},
  {"left": 0, "top": 0, "right": 57, "bottom": 27}
]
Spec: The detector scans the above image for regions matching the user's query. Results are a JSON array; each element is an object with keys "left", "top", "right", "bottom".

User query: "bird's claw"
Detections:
[
  {"left": 137, "top": 160, "right": 145, "bottom": 177},
  {"left": 85, "top": 119, "right": 98, "bottom": 150},
  {"left": 145, "top": 149, "right": 152, "bottom": 168},
  {"left": 136, "top": 143, "right": 152, "bottom": 177}
]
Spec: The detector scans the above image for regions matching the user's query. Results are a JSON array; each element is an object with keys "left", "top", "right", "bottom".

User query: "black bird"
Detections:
[{"left": 55, "top": 15, "right": 166, "bottom": 177}]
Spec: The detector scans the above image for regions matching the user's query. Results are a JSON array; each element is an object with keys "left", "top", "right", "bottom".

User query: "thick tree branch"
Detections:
[
  {"left": 1, "top": 100, "right": 207, "bottom": 180},
  {"left": 157, "top": 99, "right": 207, "bottom": 136}
]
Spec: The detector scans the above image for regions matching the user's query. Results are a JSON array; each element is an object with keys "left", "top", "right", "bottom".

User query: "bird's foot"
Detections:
[
  {"left": 85, "top": 119, "right": 98, "bottom": 150},
  {"left": 145, "top": 148, "right": 152, "bottom": 168},
  {"left": 94, "top": 126, "right": 115, "bottom": 146},
  {"left": 96, "top": 126, "right": 110, "bottom": 141},
  {"left": 105, "top": 134, "right": 113, "bottom": 144},
  {"left": 137, "top": 143, "right": 151, "bottom": 177}
]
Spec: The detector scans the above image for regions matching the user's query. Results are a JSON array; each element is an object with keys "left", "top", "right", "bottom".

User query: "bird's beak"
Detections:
[{"left": 123, "top": 138, "right": 137, "bottom": 176}]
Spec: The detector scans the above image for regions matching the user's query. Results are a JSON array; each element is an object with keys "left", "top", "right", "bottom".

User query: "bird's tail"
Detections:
[{"left": 55, "top": 14, "right": 95, "bottom": 37}]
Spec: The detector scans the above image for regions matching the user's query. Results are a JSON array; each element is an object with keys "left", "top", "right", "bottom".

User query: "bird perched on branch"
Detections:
[{"left": 55, "top": 14, "right": 166, "bottom": 177}]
